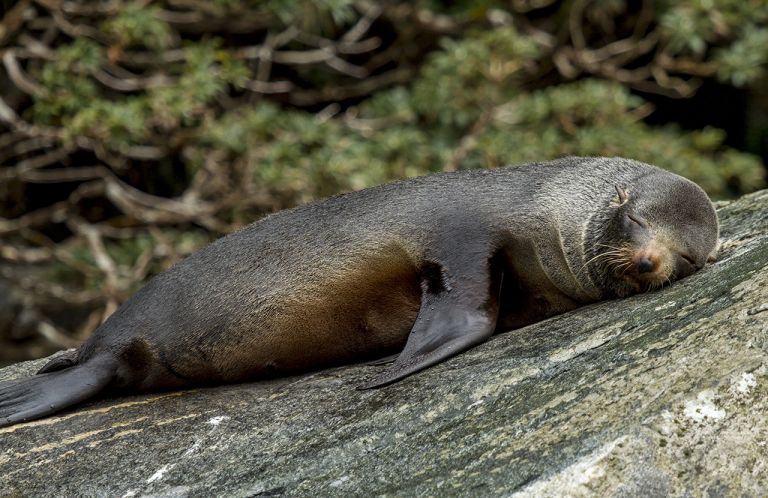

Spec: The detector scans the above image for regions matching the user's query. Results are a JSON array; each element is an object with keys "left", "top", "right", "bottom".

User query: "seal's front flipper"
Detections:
[
  {"left": 360, "top": 230, "right": 502, "bottom": 389},
  {"left": 0, "top": 353, "right": 116, "bottom": 428}
]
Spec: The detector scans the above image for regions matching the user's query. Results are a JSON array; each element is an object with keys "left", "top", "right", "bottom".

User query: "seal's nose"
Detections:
[{"left": 638, "top": 257, "right": 655, "bottom": 273}]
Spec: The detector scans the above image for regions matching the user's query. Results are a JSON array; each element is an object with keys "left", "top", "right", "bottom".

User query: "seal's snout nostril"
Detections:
[{"left": 638, "top": 257, "right": 654, "bottom": 273}]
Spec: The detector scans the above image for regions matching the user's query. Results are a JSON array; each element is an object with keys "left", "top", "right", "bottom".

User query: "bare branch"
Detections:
[
  {"left": 650, "top": 65, "right": 700, "bottom": 98},
  {"left": 155, "top": 9, "right": 204, "bottom": 24},
  {"left": 0, "top": 131, "right": 27, "bottom": 151},
  {"left": 568, "top": 0, "right": 587, "bottom": 50},
  {"left": 0, "top": 136, "right": 57, "bottom": 163},
  {"left": 19, "top": 166, "right": 107, "bottom": 183},
  {"left": 326, "top": 56, "right": 369, "bottom": 78},
  {"left": 165, "top": 0, "right": 227, "bottom": 17},
  {"left": 0, "top": 147, "right": 73, "bottom": 180},
  {"left": 382, "top": 3, "right": 465, "bottom": 35},
  {"left": 116, "top": 49, "right": 187, "bottom": 66},
  {"left": 67, "top": 217, "right": 120, "bottom": 299},
  {"left": 0, "top": 0, "right": 33, "bottom": 45},
  {"left": 511, "top": 0, "right": 559, "bottom": 13},
  {"left": 242, "top": 79, "right": 293, "bottom": 94},
  {"left": 58, "top": 0, "right": 120, "bottom": 16},
  {"left": 0, "top": 243, "right": 52, "bottom": 263},
  {"left": 93, "top": 67, "right": 172, "bottom": 91},
  {"left": 37, "top": 320, "right": 81, "bottom": 348},
  {"left": 2, "top": 49, "right": 45, "bottom": 96},
  {"left": 293, "top": 31, "right": 381, "bottom": 55},
  {"left": 271, "top": 47, "right": 337, "bottom": 65},
  {"left": 579, "top": 30, "right": 659, "bottom": 66},
  {"left": 658, "top": 53, "right": 718, "bottom": 77},
  {"left": 289, "top": 67, "right": 413, "bottom": 105},
  {"left": 0, "top": 95, "right": 65, "bottom": 140},
  {"left": 342, "top": 3, "right": 381, "bottom": 42},
  {"left": 50, "top": 10, "right": 109, "bottom": 42}
]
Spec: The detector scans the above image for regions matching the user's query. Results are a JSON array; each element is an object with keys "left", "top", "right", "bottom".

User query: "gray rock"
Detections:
[{"left": 1, "top": 189, "right": 767, "bottom": 498}]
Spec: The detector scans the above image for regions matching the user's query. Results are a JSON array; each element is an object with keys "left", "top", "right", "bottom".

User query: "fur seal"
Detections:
[{"left": 0, "top": 157, "right": 719, "bottom": 427}]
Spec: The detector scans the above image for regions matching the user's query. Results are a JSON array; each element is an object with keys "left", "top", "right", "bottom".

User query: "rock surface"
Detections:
[{"left": 1, "top": 190, "right": 767, "bottom": 498}]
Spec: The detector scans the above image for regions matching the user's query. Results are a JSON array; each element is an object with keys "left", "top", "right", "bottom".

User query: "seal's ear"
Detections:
[{"left": 611, "top": 185, "right": 629, "bottom": 207}]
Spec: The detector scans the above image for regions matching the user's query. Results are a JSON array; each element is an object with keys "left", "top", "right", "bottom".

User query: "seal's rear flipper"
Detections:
[
  {"left": 37, "top": 349, "right": 79, "bottom": 374},
  {"left": 0, "top": 354, "right": 116, "bottom": 428}
]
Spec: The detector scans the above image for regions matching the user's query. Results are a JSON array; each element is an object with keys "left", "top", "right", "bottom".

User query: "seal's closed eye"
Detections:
[{"left": 627, "top": 214, "right": 648, "bottom": 228}]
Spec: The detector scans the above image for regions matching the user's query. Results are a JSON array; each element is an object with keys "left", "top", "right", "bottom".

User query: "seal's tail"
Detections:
[{"left": 0, "top": 354, "right": 116, "bottom": 428}]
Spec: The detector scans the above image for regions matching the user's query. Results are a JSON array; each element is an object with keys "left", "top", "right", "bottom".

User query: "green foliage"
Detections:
[
  {"left": 57, "top": 38, "right": 104, "bottom": 72},
  {"left": 67, "top": 96, "right": 151, "bottom": 150},
  {"left": 30, "top": 40, "right": 101, "bottom": 125},
  {"left": 29, "top": 38, "right": 249, "bottom": 151},
  {"left": 196, "top": 75, "right": 762, "bottom": 202},
  {"left": 413, "top": 27, "right": 541, "bottom": 127},
  {"left": 150, "top": 41, "right": 249, "bottom": 130},
  {"left": 2, "top": 0, "right": 767, "bottom": 357},
  {"left": 197, "top": 102, "right": 438, "bottom": 199},
  {"left": 288, "top": 0, "right": 359, "bottom": 28},
  {"left": 715, "top": 26, "right": 768, "bottom": 86},
  {"left": 101, "top": 3, "right": 171, "bottom": 50},
  {"left": 21, "top": 0, "right": 767, "bottom": 201},
  {"left": 659, "top": 0, "right": 768, "bottom": 86},
  {"left": 470, "top": 81, "right": 764, "bottom": 196}
]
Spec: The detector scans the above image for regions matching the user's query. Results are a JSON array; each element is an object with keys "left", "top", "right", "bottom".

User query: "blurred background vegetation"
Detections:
[{"left": 0, "top": 0, "right": 766, "bottom": 364}]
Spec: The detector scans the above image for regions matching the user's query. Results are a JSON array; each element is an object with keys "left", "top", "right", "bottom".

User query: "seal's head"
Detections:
[{"left": 587, "top": 169, "right": 719, "bottom": 298}]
